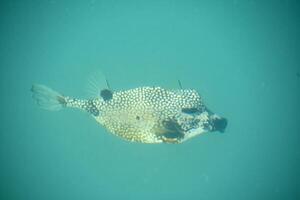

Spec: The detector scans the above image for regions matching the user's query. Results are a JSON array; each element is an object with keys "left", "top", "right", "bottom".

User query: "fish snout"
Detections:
[{"left": 211, "top": 115, "right": 228, "bottom": 133}]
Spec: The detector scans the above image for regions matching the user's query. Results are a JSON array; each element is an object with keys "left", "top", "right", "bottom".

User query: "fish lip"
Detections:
[{"left": 211, "top": 116, "right": 228, "bottom": 133}]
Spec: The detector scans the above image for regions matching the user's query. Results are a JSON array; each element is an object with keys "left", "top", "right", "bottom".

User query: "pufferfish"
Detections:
[{"left": 31, "top": 83, "right": 227, "bottom": 144}]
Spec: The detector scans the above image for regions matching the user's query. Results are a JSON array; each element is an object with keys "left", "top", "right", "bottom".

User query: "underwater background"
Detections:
[{"left": 1, "top": 0, "right": 300, "bottom": 199}]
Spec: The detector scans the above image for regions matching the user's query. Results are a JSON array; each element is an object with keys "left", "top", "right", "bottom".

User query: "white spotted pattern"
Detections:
[{"left": 89, "top": 87, "right": 203, "bottom": 143}]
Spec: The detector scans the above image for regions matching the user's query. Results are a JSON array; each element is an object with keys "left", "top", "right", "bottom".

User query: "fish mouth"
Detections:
[{"left": 211, "top": 116, "right": 228, "bottom": 133}]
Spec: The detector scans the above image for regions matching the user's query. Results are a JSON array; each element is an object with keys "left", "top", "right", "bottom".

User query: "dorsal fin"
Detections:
[
  {"left": 106, "top": 78, "right": 111, "bottom": 90},
  {"left": 178, "top": 80, "right": 183, "bottom": 89},
  {"left": 85, "top": 70, "right": 113, "bottom": 99},
  {"left": 100, "top": 89, "right": 113, "bottom": 101}
]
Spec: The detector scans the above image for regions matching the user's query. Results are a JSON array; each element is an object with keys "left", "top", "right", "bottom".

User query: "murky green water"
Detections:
[{"left": 1, "top": 0, "right": 299, "bottom": 199}]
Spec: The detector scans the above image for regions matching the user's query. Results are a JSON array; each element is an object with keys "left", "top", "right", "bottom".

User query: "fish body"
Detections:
[{"left": 31, "top": 85, "right": 227, "bottom": 144}]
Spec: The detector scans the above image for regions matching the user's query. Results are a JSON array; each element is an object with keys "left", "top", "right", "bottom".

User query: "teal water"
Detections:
[{"left": 1, "top": 0, "right": 300, "bottom": 199}]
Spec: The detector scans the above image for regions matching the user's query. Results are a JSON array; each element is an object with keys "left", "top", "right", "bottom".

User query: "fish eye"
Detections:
[
  {"left": 181, "top": 107, "right": 199, "bottom": 114},
  {"left": 100, "top": 89, "right": 113, "bottom": 101}
]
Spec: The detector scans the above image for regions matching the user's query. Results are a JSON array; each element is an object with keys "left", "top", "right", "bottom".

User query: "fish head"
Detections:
[{"left": 160, "top": 107, "right": 227, "bottom": 143}]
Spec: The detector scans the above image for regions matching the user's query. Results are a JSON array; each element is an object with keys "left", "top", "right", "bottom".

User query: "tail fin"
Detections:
[{"left": 31, "top": 84, "right": 67, "bottom": 111}]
